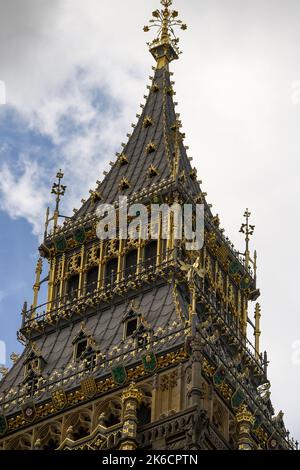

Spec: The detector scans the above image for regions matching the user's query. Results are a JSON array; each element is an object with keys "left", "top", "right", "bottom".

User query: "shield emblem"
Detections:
[
  {"left": 240, "top": 275, "right": 251, "bottom": 290},
  {"left": 73, "top": 227, "right": 86, "bottom": 244},
  {"left": 51, "top": 388, "right": 67, "bottom": 411},
  {"left": 22, "top": 402, "right": 36, "bottom": 422},
  {"left": 231, "top": 388, "right": 245, "bottom": 409},
  {"left": 111, "top": 366, "right": 127, "bottom": 386},
  {"left": 142, "top": 352, "right": 157, "bottom": 373},
  {"left": 81, "top": 377, "right": 97, "bottom": 398},
  {"left": 267, "top": 433, "right": 279, "bottom": 450},
  {"left": 213, "top": 365, "right": 226, "bottom": 386},
  {"left": 228, "top": 260, "right": 240, "bottom": 275},
  {"left": 0, "top": 415, "right": 7, "bottom": 437},
  {"left": 54, "top": 235, "right": 67, "bottom": 252}
]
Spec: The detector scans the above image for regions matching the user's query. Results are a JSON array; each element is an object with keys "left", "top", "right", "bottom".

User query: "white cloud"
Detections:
[{"left": 0, "top": 155, "right": 49, "bottom": 234}]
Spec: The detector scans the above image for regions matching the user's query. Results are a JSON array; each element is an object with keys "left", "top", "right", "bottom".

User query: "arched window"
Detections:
[
  {"left": 98, "top": 400, "right": 122, "bottom": 428},
  {"left": 125, "top": 250, "right": 138, "bottom": 277},
  {"left": 144, "top": 241, "right": 157, "bottom": 268},
  {"left": 137, "top": 386, "right": 152, "bottom": 427},
  {"left": 125, "top": 316, "right": 138, "bottom": 338},
  {"left": 67, "top": 274, "right": 79, "bottom": 300},
  {"left": 35, "top": 422, "right": 61, "bottom": 450},
  {"left": 86, "top": 266, "right": 99, "bottom": 294},
  {"left": 105, "top": 257, "right": 118, "bottom": 286},
  {"left": 65, "top": 410, "right": 92, "bottom": 442},
  {"left": 137, "top": 402, "right": 151, "bottom": 426},
  {"left": 75, "top": 338, "right": 88, "bottom": 359},
  {"left": 23, "top": 347, "right": 46, "bottom": 397}
]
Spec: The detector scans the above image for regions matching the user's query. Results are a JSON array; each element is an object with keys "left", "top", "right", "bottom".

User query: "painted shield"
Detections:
[
  {"left": 81, "top": 377, "right": 97, "bottom": 399},
  {"left": 54, "top": 235, "right": 67, "bottom": 252},
  {"left": 142, "top": 352, "right": 157, "bottom": 373},
  {"left": 0, "top": 415, "right": 7, "bottom": 437},
  {"left": 213, "top": 365, "right": 226, "bottom": 386},
  {"left": 267, "top": 432, "right": 280, "bottom": 450},
  {"left": 228, "top": 260, "right": 240, "bottom": 276},
  {"left": 240, "top": 275, "right": 251, "bottom": 290},
  {"left": 22, "top": 402, "right": 36, "bottom": 422},
  {"left": 111, "top": 366, "right": 127, "bottom": 386},
  {"left": 231, "top": 388, "right": 245, "bottom": 409},
  {"left": 73, "top": 227, "right": 86, "bottom": 244}
]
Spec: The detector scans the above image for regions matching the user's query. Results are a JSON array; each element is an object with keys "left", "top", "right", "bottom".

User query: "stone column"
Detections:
[
  {"left": 190, "top": 336, "right": 204, "bottom": 407},
  {"left": 119, "top": 383, "right": 143, "bottom": 450},
  {"left": 236, "top": 405, "right": 255, "bottom": 450}
]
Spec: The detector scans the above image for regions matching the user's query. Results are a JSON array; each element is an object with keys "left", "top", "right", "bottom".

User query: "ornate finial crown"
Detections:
[{"left": 143, "top": 0, "right": 187, "bottom": 68}]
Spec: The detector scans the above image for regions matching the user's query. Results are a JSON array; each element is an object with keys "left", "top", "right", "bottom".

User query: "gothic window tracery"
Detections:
[
  {"left": 35, "top": 421, "right": 61, "bottom": 450},
  {"left": 23, "top": 346, "right": 46, "bottom": 396},
  {"left": 144, "top": 241, "right": 157, "bottom": 268},
  {"left": 65, "top": 409, "right": 92, "bottom": 441},
  {"left": 7, "top": 433, "right": 32, "bottom": 450},
  {"left": 72, "top": 325, "right": 98, "bottom": 370},
  {"left": 86, "top": 265, "right": 99, "bottom": 294},
  {"left": 125, "top": 249, "right": 138, "bottom": 277},
  {"left": 97, "top": 399, "right": 122, "bottom": 428},
  {"left": 67, "top": 273, "right": 79, "bottom": 300},
  {"left": 123, "top": 306, "right": 141, "bottom": 339},
  {"left": 212, "top": 399, "right": 228, "bottom": 438},
  {"left": 105, "top": 257, "right": 118, "bottom": 286}
]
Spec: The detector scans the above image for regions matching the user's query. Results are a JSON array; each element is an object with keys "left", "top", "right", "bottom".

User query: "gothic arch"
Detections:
[
  {"left": 34, "top": 420, "right": 62, "bottom": 450},
  {"left": 63, "top": 407, "right": 92, "bottom": 442},
  {"left": 6, "top": 432, "right": 32, "bottom": 450},
  {"left": 137, "top": 383, "right": 152, "bottom": 426},
  {"left": 95, "top": 397, "right": 122, "bottom": 429},
  {"left": 212, "top": 399, "right": 227, "bottom": 438}
]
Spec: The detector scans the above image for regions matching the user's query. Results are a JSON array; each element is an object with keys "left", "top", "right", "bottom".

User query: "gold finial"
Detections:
[
  {"left": 51, "top": 169, "right": 67, "bottom": 232},
  {"left": 143, "top": 0, "right": 187, "bottom": 68},
  {"left": 44, "top": 206, "right": 50, "bottom": 239},
  {"left": 239, "top": 208, "right": 255, "bottom": 270},
  {"left": 32, "top": 258, "right": 43, "bottom": 314}
]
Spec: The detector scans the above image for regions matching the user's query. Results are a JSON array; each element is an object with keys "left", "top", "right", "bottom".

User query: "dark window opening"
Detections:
[
  {"left": 76, "top": 339, "right": 88, "bottom": 359},
  {"left": 105, "top": 258, "right": 118, "bottom": 286},
  {"left": 67, "top": 274, "right": 79, "bottom": 300},
  {"left": 104, "top": 412, "right": 121, "bottom": 428},
  {"left": 86, "top": 266, "right": 99, "bottom": 294},
  {"left": 42, "top": 438, "right": 59, "bottom": 451},
  {"left": 137, "top": 403, "right": 151, "bottom": 426},
  {"left": 144, "top": 241, "right": 157, "bottom": 268},
  {"left": 126, "top": 318, "right": 138, "bottom": 337},
  {"left": 72, "top": 425, "right": 90, "bottom": 441},
  {"left": 125, "top": 250, "right": 137, "bottom": 277}
]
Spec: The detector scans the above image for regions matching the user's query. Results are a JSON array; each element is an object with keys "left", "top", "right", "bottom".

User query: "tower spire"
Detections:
[{"left": 143, "top": 0, "right": 187, "bottom": 69}]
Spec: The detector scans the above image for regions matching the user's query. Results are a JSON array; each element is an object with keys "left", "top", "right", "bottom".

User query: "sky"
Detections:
[{"left": 0, "top": 0, "right": 299, "bottom": 442}]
